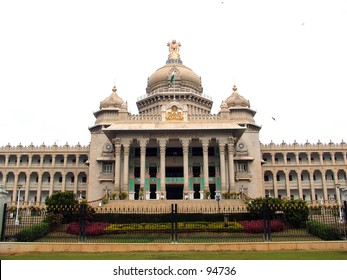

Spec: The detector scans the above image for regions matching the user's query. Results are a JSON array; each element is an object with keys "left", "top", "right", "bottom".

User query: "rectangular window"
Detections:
[
  {"left": 103, "top": 162, "right": 114, "bottom": 173},
  {"left": 236, "top": 162, "right": 248, "bottom": 172}
]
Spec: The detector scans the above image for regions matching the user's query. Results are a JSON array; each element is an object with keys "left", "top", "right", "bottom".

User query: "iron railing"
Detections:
[{"left": 1, "top": 202, "right": 346, "bottom": 243}]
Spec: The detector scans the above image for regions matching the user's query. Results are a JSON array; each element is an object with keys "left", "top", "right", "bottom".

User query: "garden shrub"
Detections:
[
  {"left": 307, "top": 221, "right": 341, "bottom": 240},
  {"left": 44, "top": 213, "right": 64, "bottom": 227},
  {"left": 247, "top": 197, "right": 309, "bottom": 228},
  {"left": 247, "top": 197, "right": 284, "bottom": 219},
  {"left": 224, "top": 221, "right": 244, "bottom": 232},
  {"left": 15, "top": 222, "right": 50, "bottom": 242},
  {"left": 282, "top": 199, "right": 309, "bottom": 228},
  {"left": 66, "top": 221, "right": 110, "bottom": 236},
  {"left": 240, "top": 219, "right": 284, "bottom": 233}
]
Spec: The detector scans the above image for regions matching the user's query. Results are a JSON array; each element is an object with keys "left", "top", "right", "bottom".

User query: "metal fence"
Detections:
[{"left": 1, "top": 202, "right": 346, "bottom": 243}]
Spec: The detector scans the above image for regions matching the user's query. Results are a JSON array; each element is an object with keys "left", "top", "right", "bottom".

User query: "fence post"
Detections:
[
  {"left": 0, "top": 203, "right": 7, "bottom": 241},
  {"left": 79, "top": 203, "right": 87, "bottom": 242},
  {"left": 263, "top": 203, "right": 271, "bottom": 241},
  {"left": 171, "top": 204, "right": 178, "bottom": 243},
  {"left": 0, "top": 185, "right": 8, "bottom": 241}
]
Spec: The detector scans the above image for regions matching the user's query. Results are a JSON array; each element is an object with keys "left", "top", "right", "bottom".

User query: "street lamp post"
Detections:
[
  {"left": 14, "top": 185, "right": 22, "bottom": 226},
  {"left": 335, "top": 184, "right": 343, "bottom": 223}
]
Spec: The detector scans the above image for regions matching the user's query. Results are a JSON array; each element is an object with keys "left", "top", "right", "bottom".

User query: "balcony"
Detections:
[{"left": 235, "top": 171, "right": 252, "bottom": 181}]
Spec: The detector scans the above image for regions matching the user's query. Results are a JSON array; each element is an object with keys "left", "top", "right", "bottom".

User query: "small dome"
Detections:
[
  {"left": 99, "top": 86, "right": 125, "bottom": 109},
  {"left": 225, "top": 85, "right": 250, "bottom": 108}
]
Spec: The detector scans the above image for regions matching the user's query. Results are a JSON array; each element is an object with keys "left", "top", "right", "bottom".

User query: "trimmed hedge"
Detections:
[
  {"left": 307, "top": 221, "right": 341, "bottom": 240},
  {"left": 15, "top": 222, "right": 50, "bottom": 242},
  {"left": 103, "top": 221, "right": 244, "bottom": 234}
]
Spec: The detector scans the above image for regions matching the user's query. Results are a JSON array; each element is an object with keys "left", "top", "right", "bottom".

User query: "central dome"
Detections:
[{"left": 146, "top": 40, "right": 203, "bottom": 94}]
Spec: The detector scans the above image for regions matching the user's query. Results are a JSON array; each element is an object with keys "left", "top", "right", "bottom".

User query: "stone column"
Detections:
[
  {"left": 201, "top": 138, "right": 210, "bottom": 193},
  {"left": 309, "top": 172, "right": 316, "bottom": 203},
  {"left": 123, "top": 142, "right": 130, "bottom": 197},
  {"left": 322, "top": 172, "right": 328, "bottom": 203},
  {"left": 113, "top": 138, "right": 122, "bottom": 193},
  {"left": 139, "top": 138, "right": 148, "bottom": 197},
  {"left": 298, "top": 171, "right": 303, "bottom": 199},
  {"left": 295, "top": 153, "right": 300, "bottom": 165},
  {"left": 158, "top": 138, "right": 167, "bottom": 198},
  {"left": 285, "top": 171, "right": 290, "bottom": 198},
  {"left": 218, "top": 140, "right": 227, "bottom": 195},
  {"left": 73, "top": 171, "right": 78, "bottom": 195},
  {"left": 228, "top": 138, "right": 235, "bottom": 193},
  {"left": 11, "top": 173, "right": 19, "bottom": 205},
  {"left": 5, "top": 154, "right": 9, "bottom": 167},
  {"left": 36, "top": 172, "right": 43, "bottom": 206},
  {"left": 49, "top": 172, "right": 54, "bottom": 196},
  {"left": 273, "top": 170, "right": 278, "bottom": 198},
  {"left": 24, "top": 172, "right": 30, "bottom": 205},
  {"left": 181, "top": 138, "right": 191, "bottom": 197},
  {"left": 61, "top": 172, "right": 66, "bottom": 192},
  {"left": 335, "top": 183, "right": 341, "bottom": 206},
  {"left": 319, "top": 152, "right": 323, "bottom": 165},
  {"left": 64, "top": 154, "right": 68, "bottom": 168}
]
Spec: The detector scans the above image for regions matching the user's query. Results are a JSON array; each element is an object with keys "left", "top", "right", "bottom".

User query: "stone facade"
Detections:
[{"left": 0, "top": 41, "right": 346, "bottom": 205}]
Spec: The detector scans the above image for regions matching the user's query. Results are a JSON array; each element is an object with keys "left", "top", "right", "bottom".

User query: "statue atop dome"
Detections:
[{"left": 167, "top": 40, "right": 181, "bottom": 59}]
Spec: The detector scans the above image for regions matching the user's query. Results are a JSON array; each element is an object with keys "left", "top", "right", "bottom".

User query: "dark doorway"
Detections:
[
  {"left": 134, "top": 184, "right": 140, "bottom": 200},
  {"left": 193, "top": 184, "right": 200, "bottom": 199},
  {"left": 166, "top": 184, "right": 183, "bottom": 199},
  {"left": 209, "top": 184, "right": 216, "bottom": 199},
  {"left": 166, "top": 167, "right": 183, "bottom": 177},
  {"left": 150, "top": 184, "right": 156, "bottom": 199}
]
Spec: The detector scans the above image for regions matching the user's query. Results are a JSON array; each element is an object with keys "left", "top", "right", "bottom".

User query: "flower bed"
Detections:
[
  {"left": 66, "top": 221, "right": 110, "bottom": 236},
  {"left": 240, "top": 219, "right": 284, "bottom": 233}
]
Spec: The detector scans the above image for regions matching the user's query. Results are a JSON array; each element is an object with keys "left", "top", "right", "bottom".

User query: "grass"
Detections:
[{"left": 1, "top": 250, "right": 347, "bottom": 260}]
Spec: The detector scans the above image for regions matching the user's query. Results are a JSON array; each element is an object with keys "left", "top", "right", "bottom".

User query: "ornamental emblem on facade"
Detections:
[{"left": 166, "top": 105, "right": 183, "bottom": 121}]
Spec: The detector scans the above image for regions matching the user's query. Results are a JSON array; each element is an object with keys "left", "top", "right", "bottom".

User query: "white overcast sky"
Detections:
[{"left": 0, "top": 0, "right": 347, "bottom": 147}]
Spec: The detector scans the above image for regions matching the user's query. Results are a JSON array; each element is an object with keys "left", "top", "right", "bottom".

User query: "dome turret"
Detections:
[
  {"left": 99, "top": 86, "right": 125, "bottom": 109},
  {"left": 225, "top": 85, "right": 250, "bottom": 108},
  {"left": 146, "top": 40, "right": 203, "bottom": 94}
]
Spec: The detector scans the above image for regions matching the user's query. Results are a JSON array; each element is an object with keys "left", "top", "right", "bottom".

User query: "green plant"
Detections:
[
  {"left": 204, "top": 190, "right": 210, "bottom": 199},
  {"left": 283, "top": 199, "right": 309, "bottom": 228},
  {"left": 45, "top": 192, "right": 79, "bottom": 222},
  {"left": 15, "top": 222, "right": 50, "bottom": 242},
  {"left": 119, "top": 192, "right": 127, "bottom": 200},
  {"left": 307, "top": 221, "right": 341, "bottom": 240}
]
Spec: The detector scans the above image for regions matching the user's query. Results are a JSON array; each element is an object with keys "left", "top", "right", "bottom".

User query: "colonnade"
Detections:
[{"left": 111, "top": 136, "right": 237, "bottom": 199}]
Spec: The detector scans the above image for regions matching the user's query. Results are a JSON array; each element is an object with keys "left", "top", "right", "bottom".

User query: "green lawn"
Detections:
[{"left": 1, "top": 250, "right": 347, "bottom": 260}]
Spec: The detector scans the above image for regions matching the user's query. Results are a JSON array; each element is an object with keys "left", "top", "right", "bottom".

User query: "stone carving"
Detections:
[
  {"left": 166, "top": 105, "right": 183, "bottom": 120},
  {"left": 167, "top": 40, "right": 181, "bottom": 59}
]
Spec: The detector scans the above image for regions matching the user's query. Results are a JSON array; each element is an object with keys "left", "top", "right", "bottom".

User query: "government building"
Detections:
[{"left": 0, "top": 40, "right": 346, "bottom": 206}]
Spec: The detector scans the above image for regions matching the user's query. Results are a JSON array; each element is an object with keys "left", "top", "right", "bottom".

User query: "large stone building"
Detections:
[{"left": 0, "top": 40, "right": 346, "bottom": 206}]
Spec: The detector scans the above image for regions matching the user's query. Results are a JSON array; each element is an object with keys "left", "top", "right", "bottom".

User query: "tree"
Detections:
[{"left": 45, "top": 191, "right": 79, "bottom": 223}]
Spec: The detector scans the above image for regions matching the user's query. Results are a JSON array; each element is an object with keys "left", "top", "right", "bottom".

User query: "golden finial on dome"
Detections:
[
  {"left": 167, "top": 39, "right": 181, "bottom": 59},
  {"left": 232, "top": 84, "right": 238, "bottom": 92}
]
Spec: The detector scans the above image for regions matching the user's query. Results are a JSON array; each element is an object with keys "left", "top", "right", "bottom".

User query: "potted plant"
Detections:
[
  {"left": 139, "top": 188, "right": 144, "bottom": 200},
  {"left": 119, "top": 192, "right": 127, "bottom": 200},
  {"left": 204, "top": 190, "right": 211, "bottom": 199}
]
